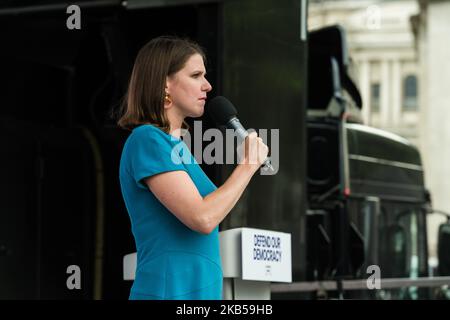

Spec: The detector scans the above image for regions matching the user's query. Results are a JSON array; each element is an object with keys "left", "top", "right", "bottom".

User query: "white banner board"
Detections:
[{"left": 241, "top": 228, "right": 292, "bottom": 283}]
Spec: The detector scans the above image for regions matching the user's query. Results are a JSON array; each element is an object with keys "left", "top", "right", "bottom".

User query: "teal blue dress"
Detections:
[{"left": 119, "top": 124, "right": 222, "bottom": 300}]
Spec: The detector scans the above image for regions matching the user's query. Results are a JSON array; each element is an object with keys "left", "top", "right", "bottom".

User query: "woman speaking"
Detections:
[{"left": 118, "top": 36, "right": 268, "bottom": 300}]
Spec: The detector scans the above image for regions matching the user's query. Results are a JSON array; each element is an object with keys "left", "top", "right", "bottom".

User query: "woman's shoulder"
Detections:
[
  {"left": 132, "top": 124, "right": 165, "bottom": 136},
  {"left": 128, "top": 124, "right": 172, "bottom": 143}
]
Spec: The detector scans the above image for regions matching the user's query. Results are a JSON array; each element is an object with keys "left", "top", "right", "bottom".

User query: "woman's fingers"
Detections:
[{"left": 242, "top": 132, "right": 269, "bottom": 166}]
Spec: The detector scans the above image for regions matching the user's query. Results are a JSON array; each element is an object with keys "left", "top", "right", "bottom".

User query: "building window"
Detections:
[
  {"left": 403, "top": 75, "right": 418, "bottom": 111},
  {"left": 371, "top": 83, "right": 380, "bottom": 113}
]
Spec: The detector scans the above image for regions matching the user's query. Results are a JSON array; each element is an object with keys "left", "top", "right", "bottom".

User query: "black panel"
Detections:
[
  {"left": 98, "top": 127, "right": 135, "bottom": 300},
  {"left": 221, "top": 0, "right": 307, "bottom": 281},
  {"left": 0, "top": 119, "right": 96, "bottom": 299}
]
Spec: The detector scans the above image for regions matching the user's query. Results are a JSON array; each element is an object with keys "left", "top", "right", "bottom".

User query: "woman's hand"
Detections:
[{"left": 238, "top": 131, "right": 269, "bottom": 172}]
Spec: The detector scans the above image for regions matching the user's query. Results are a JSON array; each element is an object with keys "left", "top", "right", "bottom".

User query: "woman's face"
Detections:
[{"left": 166, "top": 53, "right": 212, "bottom": 118}]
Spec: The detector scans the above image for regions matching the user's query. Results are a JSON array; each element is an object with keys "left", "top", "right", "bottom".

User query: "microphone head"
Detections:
[{"left": 206, "top": 96, "right": 237, "bottom": 125}]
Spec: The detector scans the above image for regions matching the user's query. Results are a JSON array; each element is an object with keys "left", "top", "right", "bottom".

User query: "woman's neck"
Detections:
[{"left": 166, "top": 109, "right": 184, "bottom": 138}]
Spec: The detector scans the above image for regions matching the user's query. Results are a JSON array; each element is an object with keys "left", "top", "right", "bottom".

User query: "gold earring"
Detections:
[{"left": 165, "top": 93, "right": 172, "bottom": 103}]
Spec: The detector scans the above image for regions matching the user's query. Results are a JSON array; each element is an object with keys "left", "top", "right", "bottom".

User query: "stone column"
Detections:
[
  {"left": 358, "top": 59, "right": 371, "bottom": 124},
  {"left": 380, "top": 59, "right": 390, "bottom": 128},
  {"left": 391, "top": 59, "right": 402, "bottom": 127},
  {"left": 422, "top": 1, "right": 450, "bottom": 258}
]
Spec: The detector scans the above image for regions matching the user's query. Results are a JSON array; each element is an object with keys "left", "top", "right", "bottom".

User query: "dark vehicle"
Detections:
[
  {"left": 0, "top": 0, "right": 448, "bottom": 299},
  {"left": 299, "top": 25, "right": 450, "bottom": 300}
]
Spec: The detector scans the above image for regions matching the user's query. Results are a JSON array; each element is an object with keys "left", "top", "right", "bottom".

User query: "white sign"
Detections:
[{"left": 241, "top": 228, "right": 292, "bottom": 283}]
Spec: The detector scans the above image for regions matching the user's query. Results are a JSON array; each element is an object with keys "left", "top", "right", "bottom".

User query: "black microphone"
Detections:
[{"left": 206, "top": 96, "right": 274, "bottom": 172}]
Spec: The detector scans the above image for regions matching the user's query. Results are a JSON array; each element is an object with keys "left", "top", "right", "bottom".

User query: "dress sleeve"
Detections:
[{"left": 129, "top": 127, "right": 187, "bottom": 189}]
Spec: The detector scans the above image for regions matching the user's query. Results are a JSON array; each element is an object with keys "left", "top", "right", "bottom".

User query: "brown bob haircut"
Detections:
[{"left": 117, "top": 36, "right": 206, "bottom": 132}]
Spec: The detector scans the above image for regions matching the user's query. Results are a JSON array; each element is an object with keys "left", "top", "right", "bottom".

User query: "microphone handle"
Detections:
[
  {"left": 228, "top": 118, "right": 248, "bottom": 141},
  {"left": 227, "top": 118, "right": 273, "bottom": 172}
]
